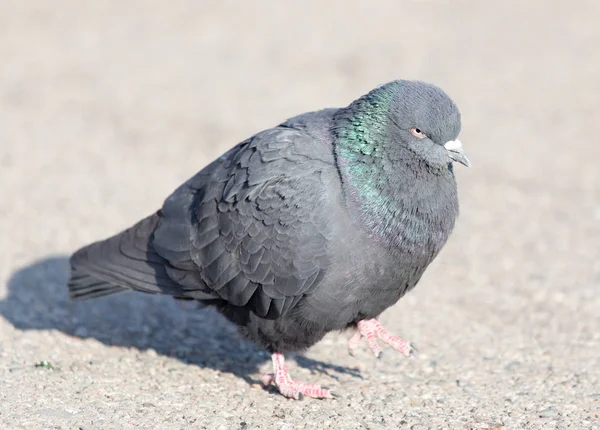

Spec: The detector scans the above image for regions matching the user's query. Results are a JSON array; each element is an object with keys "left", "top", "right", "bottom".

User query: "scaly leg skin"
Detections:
[
  {"left": 261, "top": 353, "right": 333, "bottom": 400},
  {"left": 348, "top": 318, "right": 417, "bottom": 359}
]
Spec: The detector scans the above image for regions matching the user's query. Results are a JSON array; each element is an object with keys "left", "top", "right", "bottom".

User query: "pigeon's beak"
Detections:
[{"left": 444, "top": 139, "right": 471, "bottom": 168}]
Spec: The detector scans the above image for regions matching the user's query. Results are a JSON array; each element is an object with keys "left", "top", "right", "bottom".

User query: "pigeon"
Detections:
[{"left": 68, "top": 80, "right": 470, "bottom": 400}]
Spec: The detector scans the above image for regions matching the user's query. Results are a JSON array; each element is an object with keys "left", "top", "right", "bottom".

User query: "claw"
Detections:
[{"left": 409, "top": 344, "right": 418, "bottom": 358}]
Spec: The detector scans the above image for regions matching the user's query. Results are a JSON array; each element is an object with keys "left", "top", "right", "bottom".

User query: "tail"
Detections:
[
  {"left": 68, "top": 213, "right": 185, "bottom": 301},
  {"left": 68, "top": 271, "right": 129, "bottom": 300}
]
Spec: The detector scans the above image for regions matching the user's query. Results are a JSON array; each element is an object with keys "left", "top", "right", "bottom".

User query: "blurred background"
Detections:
[{"left": 1, "top": 1, "right": 599, "bottom": 428}]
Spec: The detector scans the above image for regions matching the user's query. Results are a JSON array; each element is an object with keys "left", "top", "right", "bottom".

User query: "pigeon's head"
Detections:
[{"left": 386, "top": 80, "right": 470, "bottom": 168}]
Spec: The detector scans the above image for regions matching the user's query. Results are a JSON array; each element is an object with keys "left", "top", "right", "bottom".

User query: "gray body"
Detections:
[{"left": 68, "top": 81, "right": 461, "bottom": 353}]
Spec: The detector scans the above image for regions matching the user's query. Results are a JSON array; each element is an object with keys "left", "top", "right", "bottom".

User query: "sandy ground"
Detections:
[{"left": 1, "top": 1, "right": 599, "bottom": 429}]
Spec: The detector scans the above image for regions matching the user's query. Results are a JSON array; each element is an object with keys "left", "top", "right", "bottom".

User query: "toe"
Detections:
[
  {"left": 307, "top": 387, "right": 333, "bottom": 399},
  {"left": 278, "top": 384, "right": 331, "bottom": 400},
  {"left": 261, "top": 373, "right": 275, "bottom": 386},
  {"left": 347, "top": 332, "right": 362, "bottom": 356},
  {"left": 366, "top": 338, "right": 383, "bottom": 358}
]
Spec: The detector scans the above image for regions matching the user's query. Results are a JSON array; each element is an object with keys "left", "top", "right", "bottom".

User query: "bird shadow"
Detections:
[{"left": 0, "top": 256, "right": 362, "bottom": 387}]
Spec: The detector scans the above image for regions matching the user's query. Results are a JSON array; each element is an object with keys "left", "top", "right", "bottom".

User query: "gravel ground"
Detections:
[{"left": 1, "top": 1, "right": 599, "bottom": 429}]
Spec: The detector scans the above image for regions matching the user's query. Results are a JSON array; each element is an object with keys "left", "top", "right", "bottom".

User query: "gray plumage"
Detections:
[{"left": 68, "top": 80, "right": 468, "bottom": 355}]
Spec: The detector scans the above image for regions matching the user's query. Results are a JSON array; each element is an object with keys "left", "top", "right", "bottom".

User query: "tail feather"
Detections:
[
  {"left": 68, "top": 213, "right": 188, "bottom": 300},
  {"left": 68, "top": 271, "right": 128, "bottom": 300}
]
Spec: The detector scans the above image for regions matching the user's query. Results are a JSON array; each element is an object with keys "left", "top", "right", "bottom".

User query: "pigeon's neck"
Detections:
[{"left": 332, "top": 86, "right": 458, "bottom": 251}]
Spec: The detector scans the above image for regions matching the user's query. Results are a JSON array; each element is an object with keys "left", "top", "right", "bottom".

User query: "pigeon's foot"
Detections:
[
  {"left": 348, "top": 318, "right": 417, "bottom": 358},
  {"left": 261, "top": 353, "right": 333, "bottom": 400}
]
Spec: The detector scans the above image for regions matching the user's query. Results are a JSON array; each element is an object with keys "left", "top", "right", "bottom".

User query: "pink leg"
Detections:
[
  {"left": 261, "top": 353, "right": 333, "bottom": 400},
  {"left": 350, "top": 318, "right": 416, "bottom": 358}
]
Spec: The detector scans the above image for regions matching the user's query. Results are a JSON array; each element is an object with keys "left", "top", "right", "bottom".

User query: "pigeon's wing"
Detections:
[
  {"left": 152, "top": 127, "right": 336, "bottom": 318},
  {"left": 69, "top": 127, "right": 337, "bottom": 319}
]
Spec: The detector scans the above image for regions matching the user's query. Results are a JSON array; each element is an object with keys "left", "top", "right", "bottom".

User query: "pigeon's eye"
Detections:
[{"left": 410, "top": 128, "right": 426, "bottom": 139}]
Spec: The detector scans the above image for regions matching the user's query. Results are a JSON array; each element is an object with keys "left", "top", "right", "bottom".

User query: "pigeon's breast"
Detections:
[{"left": 306, "top": 175, "right": 459, "bottom": 326}]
